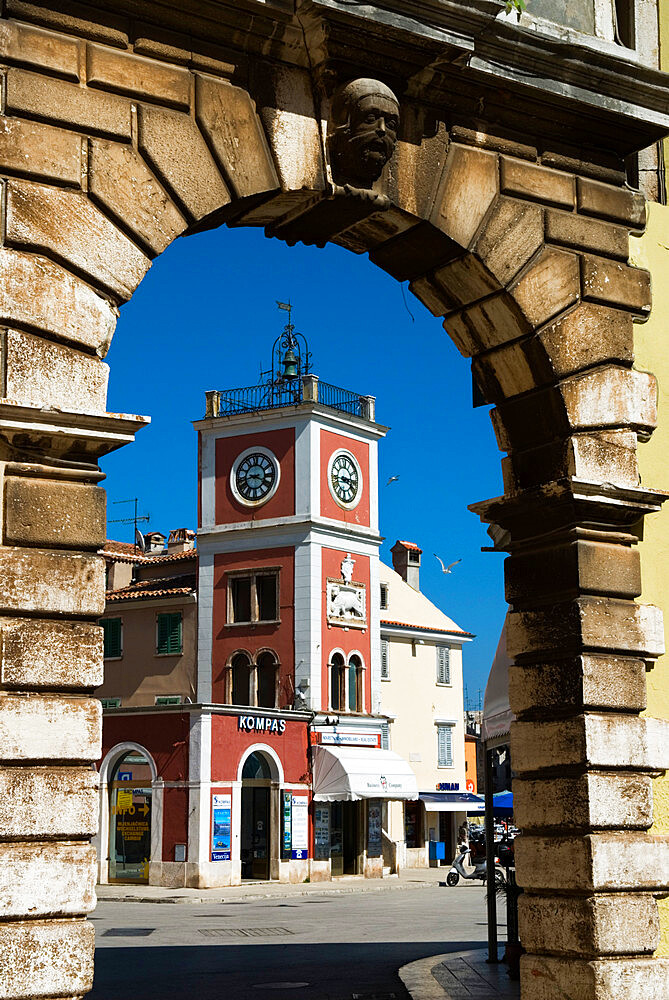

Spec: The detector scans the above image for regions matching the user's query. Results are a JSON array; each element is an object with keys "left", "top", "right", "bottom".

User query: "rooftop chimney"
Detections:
[
  {"left": 391, "top": 540, "right": 422, "bottom": 591},
  {"left": 167, "top": 528, "right": 196, "bottom": 553},
  {"left": 144, "top": 531, "right": 166, "bottom": 555}
]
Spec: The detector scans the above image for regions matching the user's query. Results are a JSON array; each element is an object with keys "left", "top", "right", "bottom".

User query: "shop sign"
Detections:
[
  {"left": 316, "top": 728, "right": 380, "bottom": 748},
  {"left": 436, "top": 781, "right": 460, "bottom": 791},
  {"left": 466, "top": 779, "right": 475, "bottom": 793},
  {"left": 282, "top": 791, "right": 292, "bottom": 860},
  {"left": 118, "top": 771, "right": 132, "bottom": 781},
  {"left": 238, "top": 715, "right": 286, "bottom": 734},
  {"left": 290, "top": 794, "right": 309, "bottom": 860},
  {"left": 211, "top": 793, "right": 231, "bottom": 862},
  {"left": 367, "top": 800, "right": 382, "bottom": 857}
]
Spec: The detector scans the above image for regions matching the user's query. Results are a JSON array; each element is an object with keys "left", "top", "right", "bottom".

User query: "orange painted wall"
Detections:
[
  {"left": 215, "top": 427, "right": 295, "bottom": 524},
  {"left": 320, "top": 429, "right": 370, "bottom": 527},
  {"left": 211, "top": 546, "right": 295, "bottom": 706},
  {"left": 321, "top": 546, "right": 371, "bottom": 712},
  {"left": 210, "top": 713, "right": 310, "bottom": 784},
  {"left": 465, "top": 736, "right": 478, "bottom": 794}
]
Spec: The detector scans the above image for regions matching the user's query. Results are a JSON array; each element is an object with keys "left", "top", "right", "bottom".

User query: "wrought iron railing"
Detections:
[{"left": 206, "top": 377, "right": 375, "bottom": 421}]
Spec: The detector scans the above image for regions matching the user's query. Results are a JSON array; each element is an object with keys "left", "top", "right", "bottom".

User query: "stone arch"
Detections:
[
  {"left": 237, "top": 744, "right": 284, "bottom": 785},
  {"left": 0, "top": 9, "right": 667, "bottom": 1000}
]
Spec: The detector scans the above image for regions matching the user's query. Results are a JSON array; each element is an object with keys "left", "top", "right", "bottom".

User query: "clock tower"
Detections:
[{"left": 194, "top": 315, "right": 387, "bottom": 725}]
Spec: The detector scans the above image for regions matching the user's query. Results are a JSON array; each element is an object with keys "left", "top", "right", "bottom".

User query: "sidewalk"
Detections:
[
  {"left": 96, "top": 863, "right": 453, "bottom": 904},
  {"left": 400, "top": 950, "right": 520, "bottom": 1000}
]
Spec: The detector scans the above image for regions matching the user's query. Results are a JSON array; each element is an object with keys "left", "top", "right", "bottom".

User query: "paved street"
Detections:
[{"left": 91, "top": 881, "right": 497, "bottom": 999}]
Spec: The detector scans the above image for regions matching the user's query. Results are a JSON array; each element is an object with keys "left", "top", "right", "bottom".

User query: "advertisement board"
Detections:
[
  {"left": 211, "top": 792, "right": 232, "bottom": 861},
  {"left": 290, "top": 794, "right": 309, "bottom": 860}
]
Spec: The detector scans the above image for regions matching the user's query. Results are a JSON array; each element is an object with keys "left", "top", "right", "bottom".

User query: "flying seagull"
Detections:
[
  {"left": 386, "top": 475, "right": 400, "bottom": 486},
  {"left": 434, "top": 554, "right": 461, "bottom": 574}
]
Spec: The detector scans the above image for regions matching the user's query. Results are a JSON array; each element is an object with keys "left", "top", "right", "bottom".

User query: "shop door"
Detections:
[
  {"left": 108, "top": 751, "right": 152, "bottom": 884},
  {"left": 241, "top": 786, "right": 270, "bottom": 879},
  {"left": 439, "top": 811, "right": 453, "bottom": 865},
  {"left": 330, "top": 801, "right": 358, "bottom": 876}
]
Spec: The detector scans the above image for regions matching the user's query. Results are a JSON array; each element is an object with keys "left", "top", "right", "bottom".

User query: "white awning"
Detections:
[
  {"left": 312, "top": 745, "right": 419, "bottom": 802},
  {"left": 482, "top": 616, "right": 515, "bottom": 744}
]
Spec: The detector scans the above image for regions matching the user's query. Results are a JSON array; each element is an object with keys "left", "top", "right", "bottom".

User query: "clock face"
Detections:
[
  {"left": 329, "top": 451, "right": 361, "bottom": 507},
  {"left": 232, "top": 448, "right": 280, "bottom": 506}
]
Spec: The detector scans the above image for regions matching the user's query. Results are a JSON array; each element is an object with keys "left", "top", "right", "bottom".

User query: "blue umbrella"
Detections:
[{"left": 492, "top": 790, "right": 513, "bottom": 815}]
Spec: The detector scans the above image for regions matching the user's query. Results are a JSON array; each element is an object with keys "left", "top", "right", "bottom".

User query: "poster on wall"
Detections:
[
  {"left": 314, "top": 806, "right": 330, "bottom": 860},
  {"left": 282, "top": 791, "right": 292, "bottom": 860},
  {"left": 211, "top": 793, "right": 231, "bottom": 861},
  {"left": 291, "top": 795, "right": 309, "bottom": 860},
  {"left": 368, "top": 800, "right": 382, "bottom": 857}
]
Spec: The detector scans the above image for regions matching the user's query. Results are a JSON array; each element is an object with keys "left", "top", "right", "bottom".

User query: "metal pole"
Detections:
[{"left": 485, "top": 746, "right": 499, "bottom": 963}]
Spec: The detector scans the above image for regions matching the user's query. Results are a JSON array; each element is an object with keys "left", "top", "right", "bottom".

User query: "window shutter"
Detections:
[
  {"left": 438, "top": 725, "right": 453, "bottom": 767},
  {"left": 380, "top": 584, "right": 388, "bottom": 610},
  {"left": 157, "top": 613, "right": 182, "bottom": 654},
  {"left": 157, "top": 614, "right": 170, "bottom": 654},
  {"left": 437, "top": 645, "right": 450, "bottom": 684},
  {"left": 381, "top": 721, "right": 390, "bottom": 750},
  {"left": 380, "top": 639, "right": 389, "bottom": 679},
  {"left": 103, "top": 618, "right": 122, "bottom": 658},
  {"left": 169, "top": 613, "right": 182, "bottom": 653}
]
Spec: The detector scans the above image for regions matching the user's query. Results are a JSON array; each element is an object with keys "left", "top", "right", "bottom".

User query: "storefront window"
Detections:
[
  {"left": 405, "top": 801, "right": 422, "bottom": 849},
  {"left": 109, "top": 750, "right": 152, "bottom": 883}
]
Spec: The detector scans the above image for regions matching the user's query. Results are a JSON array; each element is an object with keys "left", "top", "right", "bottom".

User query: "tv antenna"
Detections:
[{"left": 108, "top": 498, "right": 150, "bottom": 551}]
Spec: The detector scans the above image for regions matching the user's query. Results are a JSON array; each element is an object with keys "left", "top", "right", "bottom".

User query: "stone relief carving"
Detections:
[
  {"left": 328, "top": 78, "right": 400, "bottom": 189},
  {"left": 327, "top": 554, "right": 367, "bottom": 628}
]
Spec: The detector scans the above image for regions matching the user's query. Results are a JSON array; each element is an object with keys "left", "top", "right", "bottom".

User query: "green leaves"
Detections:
[{"left": 504, "top": 0, "right": 526, "bottom": 13}]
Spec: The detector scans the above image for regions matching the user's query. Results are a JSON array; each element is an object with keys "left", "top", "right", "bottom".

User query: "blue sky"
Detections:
[{"left": 101, "top": 225, "right": 507, "bottom": 702}]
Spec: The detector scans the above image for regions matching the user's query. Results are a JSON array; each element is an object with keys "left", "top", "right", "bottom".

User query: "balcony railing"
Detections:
[{"left": 205, "top": 376, "right": 375, "bottom": 421}]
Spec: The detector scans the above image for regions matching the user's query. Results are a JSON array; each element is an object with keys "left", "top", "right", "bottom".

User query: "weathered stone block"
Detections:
[
  {"left": 577, "top": 177, "right": 646, "bottom": 229},
  {"left": 0, "top": 616, "right": 102, "bottom": 689},
  {"left": 0, "top": 694, "right": 100, "bottom": 762},
  {"left": 508, "top": 654, "right": 647, "bottom": 715},
  {"left": 0, "top": 917, "right": 94, "bottom": 997},
  {"left": 0, "top": 842, "right": 96, "bottom": 917},
  {"left": 2, "top": 328, "right": 109, "bottom": 412},
  {"left": 569, "top": 429, "right": 640, "bottom": 487},
  {"left": 473, "top": 341, "right": 536, "bottom": 400},
  {"left": 87, "top": 43, "right": 190, "bottom": 107},
  {"left": 538, "top": 303, "right": 634, "bottom": 378},
  {"left": 0, "top": 115, "right": 82, "bottom": 186},
  {"left": 138, "top": 103, "right": 230, "bottom": 223},
  {"left": 582, "top": 256, "right": 651, "bottom": 316},
  {"left": 475, "top": 197, "right": 544, "bottom": 285},
  {"left": 518, "top": 892, "right": 658, "bottom": 956},
  {"left": 520, "top": 954, "right": 669, "bottom": 1000},
  {"left": 195, "top": 76, "right": 279, "bottom": 200},
  {"left": 507, "top": 598, "right": 664, "bottom": 660},
  {"left": 0, "top": 249, "right": 116, "bottom": 356},
  {"left": 560, "top": 366, "right": 656, "bottom": 434},
  {"left": 0, "top": 547, "right": 104, "bottom": 616},
  {"left": 433, "top": 254, "right": 500, "bottom": 310},
  {"left": 6, "top": 0, "right": 130, "bottom": 46},
  {"left": 432, "top": 144, "right": 499, "bottom": 249},
  {"left": 545, "top": 209, "right": 629, "bottom": 260},
  {"left": 453, "top": 294, "right": 531, "bottom": 353},
  {"left": 500, "top": 156, "right": 575, "bottom": 208},
  {"left": 505, "top": 540, "right": 641, "bottom": 606},
  {"left": 517, "top": 833, "right": 669, "bottom": 891},
  {"left": 410, "top": 276, "right": 451, "bottom": 318},
  {"left": 511, "top": 713, "right": 669, "bottom": 774},
  {"left": 511, "top": 247, "right": 580, "bottom": 326},
  {"left": 0, "top": 766, "right": 98, "bottom": 837},
  {"left": 6, "top": 67, "right": 131, "bottom": 140},
  {"left": 88, "top": 138, "right": 186, "bottom": 255},
  {"left": 257, "top": 65, "right": 324, "bottom": 194},
  {"left": 4, "top": 477, "right": 106, "bottom": 549},
  {"left": 5, "top": 178, "right": 151, "bottom": 302},
  {"left": 514, "top": 772, "right": 653, "bottom": 831},
  {"left": 0, "top": 18, "right": 80, "bottom": 78}
]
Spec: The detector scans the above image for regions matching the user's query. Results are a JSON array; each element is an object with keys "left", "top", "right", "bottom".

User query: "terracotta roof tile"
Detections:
[
  {"left": 106, "top": 573, "right": 196, "bottom": 602},
  {"left": 381, "top": 618, "right": 474, "bottom": 637},
  {"left": 101, "top": 540, "right": 197, "bottom": 565},
  {"left": 396, "top": 540, "right": 422, "bottom": 552}
]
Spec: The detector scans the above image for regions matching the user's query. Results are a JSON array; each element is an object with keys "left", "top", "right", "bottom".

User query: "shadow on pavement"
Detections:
[{"left": 91, "top": 940, "right": 485, "bottom": 1000}]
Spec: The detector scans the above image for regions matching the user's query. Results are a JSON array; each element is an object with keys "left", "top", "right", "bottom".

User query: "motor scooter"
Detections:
[{"left": 443, "top": 845, "right": 506, "bottom": 887}]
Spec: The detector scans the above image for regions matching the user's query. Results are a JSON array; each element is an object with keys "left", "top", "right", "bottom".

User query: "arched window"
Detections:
[
  {"left": 242, "top": 751, "right": 272, "bottom": 780},
  {"left": 330, "top": 652, "right": 345, "bottom": 711},
  {"left": 256, "top": 650, "right": 278, "bottom": 709},
  {"left": 231, "top": 652, "right": 252, "bottom": 706},
  {"left": 348, "top": 654, "right": 363, "bottom": 712}
]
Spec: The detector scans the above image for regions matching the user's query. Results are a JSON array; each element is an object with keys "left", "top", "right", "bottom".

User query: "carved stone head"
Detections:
[{"left": 329, "top": 78, "right": 400, "bottom": 188}]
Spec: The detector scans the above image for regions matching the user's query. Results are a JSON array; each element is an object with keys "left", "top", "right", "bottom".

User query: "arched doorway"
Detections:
[
  {"left": 240, "top": 751, "right": 273, "bottom": 880},
  {"left": 108, "top": 750, "right": 153, "bottom": 884}
]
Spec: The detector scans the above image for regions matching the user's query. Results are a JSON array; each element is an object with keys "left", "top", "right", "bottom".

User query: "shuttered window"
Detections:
[
  {"left": 380, "top": 583, "right": 388, "bottom": 609},
  {"left": 157, "top": 612, "right": 182, "bottom": 654},
  {"left": 380, "top": 639, "right": 390, "bottom": 679},
  {"left": 437, "top": 724, "right": 454, "bottom": 767},
  {"left": 102, "top": 618, "right": 122, "bottom": 659},
  {"left": 155, "top": 695, "right": 181, "bottom": 705},
  {"left": 101, "top": 697, "right": 121, "bottom": 709},
  {"left": 381, "top": 721, "right": 390, "bottom": 750},
  {"left": 436, "top": 645, "right": 450, "bottom": 685}
]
